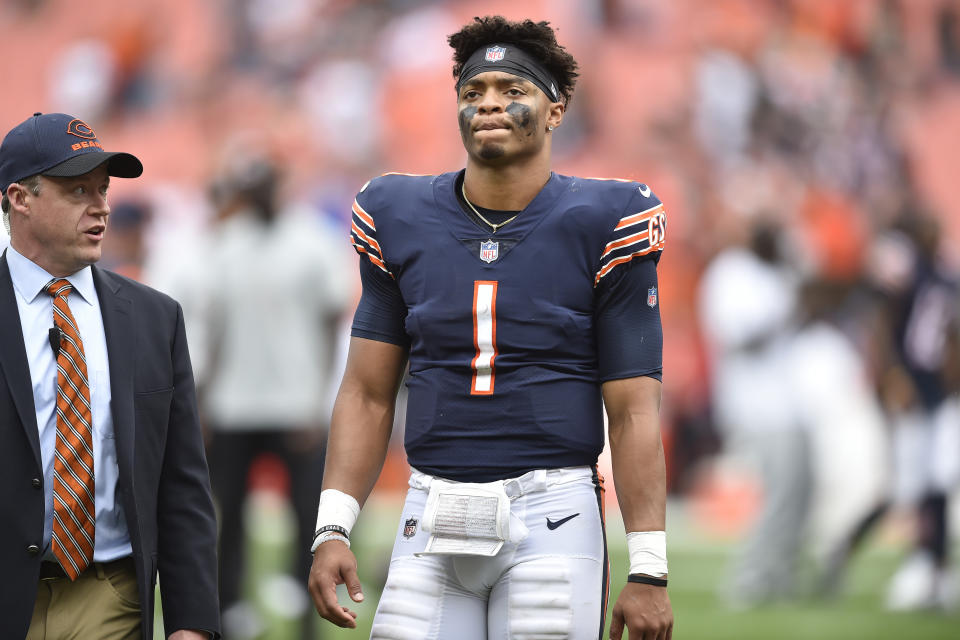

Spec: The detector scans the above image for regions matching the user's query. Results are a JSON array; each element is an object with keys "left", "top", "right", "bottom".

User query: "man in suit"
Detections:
[{"left": 0, "top": 112, "right": 220, "bottom": 639}]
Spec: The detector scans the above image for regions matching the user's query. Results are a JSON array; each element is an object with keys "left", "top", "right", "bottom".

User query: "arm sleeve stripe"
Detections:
[
  {"left": 601, "top": 229, "right": 648, "bottom": 259},
  {"left": 351, "top": 220, "right": 383, "bottom": 255},
  {"left": 614, "top": 204, "right": 663, "bottom": 231},
  {"left": 584, "top": 176, "right": 635, "bottom": 183},
  {"left": 351, "top": 243, "right": 391, "bottom": 275},
  {"left": 349, "top": 198, "right": 393, "bottom": 277},
  {"left": 595, "top": 202, "right": 666, "bottom": 286},
  {"left": 352, "top": 200, "right": 376, "bottom": 230},
  {"left": 594, "top": 242, "right": 664, "bottom": 285}
]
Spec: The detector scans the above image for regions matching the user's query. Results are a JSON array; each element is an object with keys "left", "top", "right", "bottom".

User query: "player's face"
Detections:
[
  {"left": 11, "top": 165, "right": 111, "bottom": 276},
  {"left": 457, "top": 71, "right": 562, "bottom": 164}
]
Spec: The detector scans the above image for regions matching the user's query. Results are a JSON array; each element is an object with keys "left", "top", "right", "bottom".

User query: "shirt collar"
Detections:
[{"left": 6, "top": 245, "right": 97, "bottom": 306}]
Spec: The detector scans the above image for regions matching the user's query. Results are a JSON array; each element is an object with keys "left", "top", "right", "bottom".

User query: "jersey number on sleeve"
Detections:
[{"left": 471, "top": 280, "right": 498, "bottom": 395}]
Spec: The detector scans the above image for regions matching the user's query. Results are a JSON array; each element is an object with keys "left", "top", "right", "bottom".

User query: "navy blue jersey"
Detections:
[
  {"left": 349, "top": 170, "right": 665, "bottom": 481},
  {"left": 895, "top": 257, "right": 958, "bottom": 410}
]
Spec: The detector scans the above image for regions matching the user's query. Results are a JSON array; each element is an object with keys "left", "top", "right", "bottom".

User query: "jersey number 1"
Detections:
[{"left": 471, "top": 280, "right": 498, "bottom": 395}]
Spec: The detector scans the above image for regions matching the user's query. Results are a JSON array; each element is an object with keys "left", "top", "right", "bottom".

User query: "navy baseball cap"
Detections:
[{"left": 0, "top": 112, "right": 142, "bottom": 195}]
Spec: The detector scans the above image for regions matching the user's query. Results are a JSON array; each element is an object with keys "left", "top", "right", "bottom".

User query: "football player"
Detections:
[{"left": 308, "top": 16, "right": 673, "bottom": 640}]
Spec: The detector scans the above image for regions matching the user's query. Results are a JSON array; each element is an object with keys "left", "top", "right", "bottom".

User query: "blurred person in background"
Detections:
[
  {"left": 98, "top": 198, "right": 151, "bottom": 282},
  {"left": 882, "top": 215, "right": 960, "bottom": 612},
  {"left": 0, "top": 112, "right": 219, "bottom": 639},
  {"left": 788, "top": 277, "right": 889, "bottom": 601},
  {"left": 818, "top": 209, "right": 960, "bottom": 612},
  {"left": 699, "top": 216, "right": 809, "bottom": 607},
  {"left": 197, "top": 146, "right": 351, "bottom": 639},
  {"left": 869, "top": 213, "right": 957, "bottom": 611},
  {"left": 308, "top": 15, "right": 673, "bottom": 640}
]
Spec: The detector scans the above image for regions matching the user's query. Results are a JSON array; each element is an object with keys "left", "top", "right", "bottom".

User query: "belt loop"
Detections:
[
  {"left": 95, "top": 562, "right": 106, "bottom": 579},
  {"left": 532, "top": 469, "right": 547, "bottom": 492},
  {"left": 503, "top": 477, "right": 521, "bottom": 499},
  {"left": 409, "top": 468, "right": 433, "bottom": 491}
]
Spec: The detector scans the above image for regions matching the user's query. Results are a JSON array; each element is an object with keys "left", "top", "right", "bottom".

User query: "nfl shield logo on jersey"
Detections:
[
  {"left": 485, "top": 46, "right": 506, "bottom": 62},
  {"left": 480, "top": 240, "right": 499, "bottom": 263},
  {"left": 403, "top": 518, "right": 418, "bottom": 539},
  {"left": 647, "top": 287, "right": 658, "bottom": 307}
]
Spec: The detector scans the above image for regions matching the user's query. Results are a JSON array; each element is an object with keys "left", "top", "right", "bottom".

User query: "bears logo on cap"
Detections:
[{"left": 67, "top": 119, "right": 97, "bottom": 140}]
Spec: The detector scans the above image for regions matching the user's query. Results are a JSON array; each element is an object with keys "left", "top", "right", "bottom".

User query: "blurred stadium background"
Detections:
[{"left": 3, "top": 0, "right": 960, "bottom": 638}]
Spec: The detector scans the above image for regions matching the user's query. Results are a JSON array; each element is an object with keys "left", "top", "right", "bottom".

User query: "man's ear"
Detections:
[
  {"left": 546, "top": 101, "right": 565, "bottom": 132},
  {"left": 6, "top": 182, "right": 33, "bottom": 214}
]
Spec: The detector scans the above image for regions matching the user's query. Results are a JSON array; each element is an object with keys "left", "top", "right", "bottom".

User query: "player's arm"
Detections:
[
  {"left": 308, "top": 336, "right": 407, "bottom": 628},
  {"left": 309, "top": 199, "right": 410, "bottom": 627},
  {"left": 603, "top": 376, "right": 673, "bottom": 640},
  {"left": 594, "top": 186, "right": 672, "bottom": 637},
  {"left": 323, "top": 336, "right": 407, "bottom": 500}
]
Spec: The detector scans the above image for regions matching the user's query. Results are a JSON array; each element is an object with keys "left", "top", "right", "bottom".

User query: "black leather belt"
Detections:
[{"left": 39, "top": 556, "right": 134, "bottom": 580}]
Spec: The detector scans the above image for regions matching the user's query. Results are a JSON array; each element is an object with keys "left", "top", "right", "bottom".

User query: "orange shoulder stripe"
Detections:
[
  {"left": 614, "top": 204, "right": 663, "bottom": 231},
  {"left": 351, "top": 221, "right": 383, "bottom": 255},
  {"left": 352, "top": 200, "right": 376, "bottom": 230},
  {"left": 351, "top": 242, "right": 392, "bottom": 276},
  {"left": 594, "top": 242, "right": 664, "bottom": 285}
]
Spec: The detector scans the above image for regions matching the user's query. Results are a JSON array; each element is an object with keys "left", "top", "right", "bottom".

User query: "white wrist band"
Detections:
[
  {"left": 315, "top": 489, "right": 360, "bottom": 535},
  {"left": 310, "top": 532, "right": 350, "bottom": 553},
  {"left": 626, "top": 531, "right": 668, "bottom": 577},
  {"left": 310, "top": 489, "right": 360, "bottom": 551}
]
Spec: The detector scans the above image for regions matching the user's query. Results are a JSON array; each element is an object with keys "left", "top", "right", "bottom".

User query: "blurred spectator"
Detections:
[
  {"left": 819, "top": 210, "right": 960, "bottom": 611},
  {"left": 693, "top": 48, "right": 758, "bottom": 165},
  {"left": 99, "top": 198, "right": 151, "bottom": 281},
  {"left": 196, "top": 146, "right": 351, "bottom": 639},
  {"left": 699, "top": 218, "right": 808, "bottom": 606},
  {"left": 789, "top": 279, "right": 888, "bottom": 595},
  {"left": 938, "top": 2, "right": 960, "bottom": 77},
  {"left": 48, "top": 39, "right": 117, "bottom": 122},
  {"left": 877, "top": 214, "right": 959, "bottom": 611}
]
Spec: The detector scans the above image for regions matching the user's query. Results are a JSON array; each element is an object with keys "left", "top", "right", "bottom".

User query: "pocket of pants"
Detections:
[{"left": 103, "top": 564, "right": 141, "bottom": 610}]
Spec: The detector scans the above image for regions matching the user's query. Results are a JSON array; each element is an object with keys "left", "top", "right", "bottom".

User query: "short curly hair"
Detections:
[{"left": 448, "top": 16, "right": 579, "bottom": 105}]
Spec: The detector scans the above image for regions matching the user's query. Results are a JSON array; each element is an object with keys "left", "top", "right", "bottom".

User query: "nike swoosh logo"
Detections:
[
  {"left": 546, "top": 513, "right": 580, "bottom": 530},
  {"left": 638, "top": 184, "right": 651, "bottom": 197}
]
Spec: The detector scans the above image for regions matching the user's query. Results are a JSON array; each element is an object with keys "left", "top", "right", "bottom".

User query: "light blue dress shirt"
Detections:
[{"left": 6, "top": 245, "right": 132, "bottom": 563}]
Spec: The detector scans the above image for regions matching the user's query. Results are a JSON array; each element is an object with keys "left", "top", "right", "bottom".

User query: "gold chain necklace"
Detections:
[{"left": 462, "top": 182, "right": 520, "bottom": 233}]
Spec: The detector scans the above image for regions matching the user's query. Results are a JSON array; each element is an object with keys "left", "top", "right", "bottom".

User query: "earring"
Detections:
[{"left": 548, "top": 125, "right": 555, "bottom": 131}]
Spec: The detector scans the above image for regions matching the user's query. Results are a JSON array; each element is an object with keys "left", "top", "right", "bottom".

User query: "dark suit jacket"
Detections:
[{"left": 0, "top": 253, "right": 220, "bottom": 639}]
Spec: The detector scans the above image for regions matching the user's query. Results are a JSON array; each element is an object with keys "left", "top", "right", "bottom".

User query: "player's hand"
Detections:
[
  {"left": 609, "top": 581, "right": 673, "bottom": 640},
  {"left": 308, "top": 540, "right": 364, "bottom": 628}
]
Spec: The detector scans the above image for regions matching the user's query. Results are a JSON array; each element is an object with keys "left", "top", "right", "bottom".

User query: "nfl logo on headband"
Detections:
[{"left": 485, "top": 46, "right": 506, "bottom": 62}]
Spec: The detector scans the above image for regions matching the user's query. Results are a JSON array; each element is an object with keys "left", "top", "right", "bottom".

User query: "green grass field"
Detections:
[{"left": 156, "top": 492, "right": 960, "bottom": 639}]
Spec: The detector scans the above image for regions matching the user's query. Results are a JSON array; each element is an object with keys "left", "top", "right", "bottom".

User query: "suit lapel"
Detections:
[
  {"left": 0, "top": 251, "right": 42, "bottom": 467},
  {"left": 93, "top": 266, "right": 135, "bottom": 479}
]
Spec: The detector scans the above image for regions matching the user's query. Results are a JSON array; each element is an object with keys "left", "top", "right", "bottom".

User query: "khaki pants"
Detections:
[{"left": 27, "top": 558, "right": 141, "bottom": 640}]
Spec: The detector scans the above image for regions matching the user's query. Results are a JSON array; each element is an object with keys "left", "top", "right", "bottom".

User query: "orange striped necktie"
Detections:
[{"left": 46, "top": 278, "right": 95, "bottom": 580}]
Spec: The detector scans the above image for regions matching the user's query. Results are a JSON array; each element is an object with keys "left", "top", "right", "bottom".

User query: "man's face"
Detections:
[
  {"left": 16, "top": 164, "right": 111, "bottom": 276},
  {"left": 457, "top": 71, "right": 558, "bottom": 164}
]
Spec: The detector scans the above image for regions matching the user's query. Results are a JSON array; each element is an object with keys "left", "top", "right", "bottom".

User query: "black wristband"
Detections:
[
  {"left": 628, "top": 574, "right": 668, "bottom": 588},
  {"left": 314, "top": 524, "right": 349, "bottom": 541}
]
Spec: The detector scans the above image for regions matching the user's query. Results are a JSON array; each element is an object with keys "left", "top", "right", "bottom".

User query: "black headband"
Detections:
[{"left": 456, "top": 43, "right": 560, "bottom": 103}]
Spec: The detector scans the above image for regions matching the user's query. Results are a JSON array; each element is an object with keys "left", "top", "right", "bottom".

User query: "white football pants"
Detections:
[{"left": 370, "top": 466, "right": 609, "bottom": 640}]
